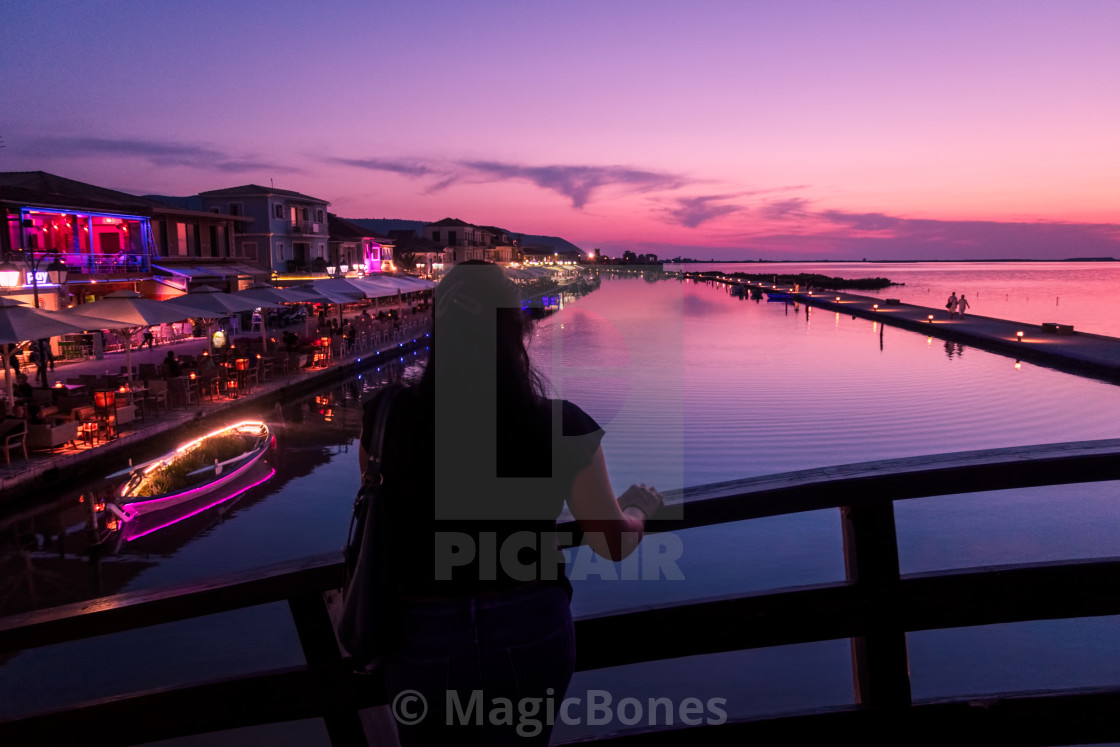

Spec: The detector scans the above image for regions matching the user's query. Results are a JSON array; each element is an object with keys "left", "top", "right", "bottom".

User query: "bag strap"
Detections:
[
  {"left": 362, "top": 382, "right": 406, "bottom": 486},
  {"left": 346, "top": 382, "right": 407, "bottom": 571}
]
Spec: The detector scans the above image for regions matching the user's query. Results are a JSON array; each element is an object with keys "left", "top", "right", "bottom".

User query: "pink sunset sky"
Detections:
[{"left": 2, "top": 0, "right": 1118, "bottom": 260}]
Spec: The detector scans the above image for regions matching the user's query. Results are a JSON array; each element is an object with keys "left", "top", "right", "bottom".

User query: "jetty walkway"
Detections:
[
  {"left": 0, "top": 317, "right": 430, "bottom": 500},
  {"left": 693, "top": 273, "right": 1120, "bottom": 384}
]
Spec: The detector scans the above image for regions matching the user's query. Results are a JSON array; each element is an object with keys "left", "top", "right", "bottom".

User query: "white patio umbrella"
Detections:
[
  {"left": 0, "top": 297, "right": 126, "bottom": 401},
  {"left": 379, "top": 274, "right": 437, "bottom": 291},
  {"left": 233, "top": 283, "right": 314, "bottom": 351},
  {"left": 311, "top": 277, "right": 391, "bottom": 299},
  {"left": 161, "top": 285, "right": 279, "bottom": 357},
  {"left": 295, "top": 282, "right": 366, "bottom": 326},
  {"left": 63, "top": 290, "right": 213, "bottom": 384}
]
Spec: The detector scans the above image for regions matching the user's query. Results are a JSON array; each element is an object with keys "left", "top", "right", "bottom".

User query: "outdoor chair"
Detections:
[
  {"left": 145, "top": 378, "right": 169, "bottom": 413},
  {"left": 28, "top": 419, "right": 80, "bottom": 452},
  {"left": 91, "top": 391, "right": 134, "bottom": 434},
  {"left": 195, "top": 371, "right": 219, "bottom": 401},
  {"left": 1, "top": 418, "right": 29, "bottom": 466},
  {"left": 167, "top": 377, "right": 197, "bottom": 407}
]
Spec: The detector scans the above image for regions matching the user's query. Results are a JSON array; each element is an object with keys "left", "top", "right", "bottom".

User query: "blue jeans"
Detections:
[{"left": 386, "top": 582, "right": 575, "bottom": 746}]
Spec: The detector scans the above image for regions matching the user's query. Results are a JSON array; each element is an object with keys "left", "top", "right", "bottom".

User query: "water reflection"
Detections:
[
  {"left": 0, "top": 356, "right": 425, "bottom": 618},
  {"left": 943, "top": 340, "right": 965, "bottom": 359}
]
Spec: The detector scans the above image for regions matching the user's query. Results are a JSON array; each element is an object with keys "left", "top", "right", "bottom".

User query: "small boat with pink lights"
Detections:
[{"left": 110, "top": 421, "right": 274, "bottom": 524}]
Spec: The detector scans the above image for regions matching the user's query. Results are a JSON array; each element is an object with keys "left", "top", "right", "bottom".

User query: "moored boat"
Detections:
[
  {"left": 765, "top": 291, "right": 794, "bottom": 301},
  {"left": 111, "top": 421, "right": 274, "bottom": 523}
]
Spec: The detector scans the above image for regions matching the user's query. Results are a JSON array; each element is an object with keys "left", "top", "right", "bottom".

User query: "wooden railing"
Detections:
[{"left": 2, "top": 439, "right": 1120, "bottom": 745}]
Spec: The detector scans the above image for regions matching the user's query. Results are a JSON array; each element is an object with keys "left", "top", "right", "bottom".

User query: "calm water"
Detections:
[
  {"left": 3, "top": 268, "right": 1120, "bottom": 736},
  {"left": 669, "top": 260, "right": 1120, "bottom": 338}
]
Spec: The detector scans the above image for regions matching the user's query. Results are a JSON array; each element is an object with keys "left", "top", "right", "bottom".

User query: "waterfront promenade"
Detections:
[
  {"left": 686, "top": 272, "right": 1120, "bottom": 384},
  {"left": 0, "top": 317, "right": 430, "bottom": 499}
]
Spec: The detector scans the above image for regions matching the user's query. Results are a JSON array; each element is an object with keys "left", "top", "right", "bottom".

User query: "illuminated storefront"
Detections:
[{"left": 7, "top": 207, "right": 155, "bottom": 276}]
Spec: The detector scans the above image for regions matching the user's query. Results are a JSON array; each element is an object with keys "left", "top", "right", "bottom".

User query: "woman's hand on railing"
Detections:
[{"left": 618, "top": 483, "right": 664, "bottom": 520}]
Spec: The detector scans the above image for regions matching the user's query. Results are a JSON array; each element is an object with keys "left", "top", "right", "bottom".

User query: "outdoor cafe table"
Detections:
[{"left": 116, "top": 384, "right": 149, "bottom": 420}]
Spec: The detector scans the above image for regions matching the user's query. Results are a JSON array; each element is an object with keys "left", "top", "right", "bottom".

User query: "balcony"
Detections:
[
  {"left": 58, "top": 252, "right": 151, "bottom": 277},
  {"left": 290, "top": 222, "right": 320, "bottom": 235}
]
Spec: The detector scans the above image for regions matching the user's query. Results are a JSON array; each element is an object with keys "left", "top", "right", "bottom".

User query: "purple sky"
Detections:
[{"left": 2, "top": 0, "right": 1119, "bottom": 260}]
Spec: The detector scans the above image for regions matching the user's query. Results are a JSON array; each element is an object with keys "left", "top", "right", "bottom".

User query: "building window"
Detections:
[
  {"left": 316, "top": 210, "right": 324, "bottom": 223},
  {"left": 228, "top": 203, "right": 242, "bottom": 216},
  {"left": 209, "top": 207, "right": 220, "bottom": 214},
  {"left": 432, "top": 230, "right": 440, "bottom": 243},
  {"left": 274, "top": 204, "right": 283, "bottom": 219},
  {"left": 241, "top": 241, "right": 257, "bottom": 260},
  {"left": 175, "top": 224, "right": 189, "bottom": 257}
]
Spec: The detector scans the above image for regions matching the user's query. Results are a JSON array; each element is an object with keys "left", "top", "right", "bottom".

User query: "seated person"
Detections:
[
  {"left": 13, "top": 374, "right": 33, "bottom": 401},
  {"left": 163, "top": 350, "right": 183, "bottom": 377}
]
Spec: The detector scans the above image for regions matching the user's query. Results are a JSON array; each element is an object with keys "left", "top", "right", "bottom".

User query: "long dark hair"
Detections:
[{"left": 418, "top": 261, "right": 545, "bottom": 419}]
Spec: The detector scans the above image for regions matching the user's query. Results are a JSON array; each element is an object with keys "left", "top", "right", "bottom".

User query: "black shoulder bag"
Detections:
[{"left": 338, "top": 382, "right": 405, "bottom": 670}]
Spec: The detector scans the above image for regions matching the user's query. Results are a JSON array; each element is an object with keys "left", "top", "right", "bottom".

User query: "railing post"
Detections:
[
  {"left": 841, "top": 502, "right": 912, "bottom": 708},
  {"left": 288, "top": 592, "right": 368, "bottom": 746}
]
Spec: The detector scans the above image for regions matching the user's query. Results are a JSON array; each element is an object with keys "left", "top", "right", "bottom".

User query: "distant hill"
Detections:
[{"left": 346, "top": 218, "right": 583, "bottom": 255}]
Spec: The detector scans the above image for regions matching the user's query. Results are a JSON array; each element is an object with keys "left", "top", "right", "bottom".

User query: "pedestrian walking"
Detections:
[
  {"left": 957, "top": 294, "right": 970, "bottom": 318},
  {"left": 946, "top": 292, "right": 958, "bottom": 318}
]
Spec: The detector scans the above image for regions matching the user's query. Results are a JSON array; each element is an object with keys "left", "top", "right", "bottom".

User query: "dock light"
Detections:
[
  {"left": 873, "top": 304, "right": 879, "bottom": 311},
  {"left": 835, "top": 296, "right": 840, "bottom": 302},
  {"left": 1016, "top": 331, "right": 1024, "bottom": 342},
  {"left": 54, "top": 381, "right": 63, "bottom": 388},
  {"left": 189, "top": 371, "right": 197, "bottom": 380},
  {"left": 928, "top": 315, "right": 934, "bottom": 323}
]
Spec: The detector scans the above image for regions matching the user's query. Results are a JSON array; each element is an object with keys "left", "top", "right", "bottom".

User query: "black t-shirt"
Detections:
[{"left": 360, "top": 385, "right": 603, "bottom": 598}]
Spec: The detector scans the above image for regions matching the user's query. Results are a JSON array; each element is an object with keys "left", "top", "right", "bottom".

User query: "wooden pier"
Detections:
[{"left": 680, "top": 271, "right": 1120, "bottom": 384}]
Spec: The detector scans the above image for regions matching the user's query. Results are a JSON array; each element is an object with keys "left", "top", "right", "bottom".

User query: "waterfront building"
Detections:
[
  {"left": 0, "top": 172, "right": 253, "bottom": 307},
  {"left": 326, "top": 213, "right": 394, "bottom": 274},
  {"left": 422, "top": 217, "right": 518, "bottom": 265},
  {"left": 521, "top": 244, "right": 582, "bottom": 265},
  {"left": 197, "top": 184, "right": 331, "bottom": 277}
]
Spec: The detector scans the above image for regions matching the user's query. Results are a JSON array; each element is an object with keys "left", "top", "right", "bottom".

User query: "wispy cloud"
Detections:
[
  {"left": 460, "top": 161, "right": 687, "bottom": 208},
  {"left": 760, "top": 197, "right": 811, "bottom": 220},
  {"left": 665, "top": 194, "right": 742, "bottom": 228},
  {"left": 23, "top": 136, "right": 299, "bottom": 173},
  {"left": 327, "top": 156, "right": 438, "bottom": 177},
  {"left": 818, "top": 210, "right": 906, "bottom": 233},
  {"left": 332, "top": 155, "right": 692, "bottom": 209},
  {"left": 746, "top": 207, "right": 1120, "bottom": 259}
]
